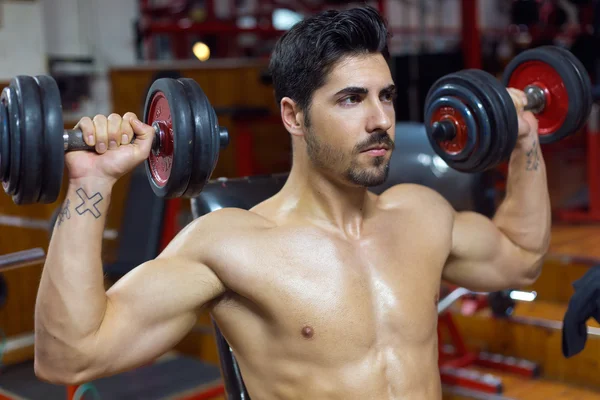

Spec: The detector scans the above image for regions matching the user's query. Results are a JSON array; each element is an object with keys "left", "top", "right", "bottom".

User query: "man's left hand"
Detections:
[{"left": 507, "top": 88, "right": 539, "bottom": 142}]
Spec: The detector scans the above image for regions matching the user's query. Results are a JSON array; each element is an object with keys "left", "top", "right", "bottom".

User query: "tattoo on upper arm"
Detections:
[
  {"left": 75, "top": 188, "right": 104, "bottom": 219},
  {"left": 526, "top": 139, "right": 540, "bottom": 171},
  {"left": 56, "top": 199, "right": 71, "bottom": 226}
]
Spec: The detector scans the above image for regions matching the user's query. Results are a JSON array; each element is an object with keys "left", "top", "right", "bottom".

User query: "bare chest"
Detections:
[{"left": 226, "top": 221, "right": 451, "bottom": 351}]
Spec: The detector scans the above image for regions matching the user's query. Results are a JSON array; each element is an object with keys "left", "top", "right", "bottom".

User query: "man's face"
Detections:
[{"left": 304, "top": 53, "right": 396, "bottom": 187}]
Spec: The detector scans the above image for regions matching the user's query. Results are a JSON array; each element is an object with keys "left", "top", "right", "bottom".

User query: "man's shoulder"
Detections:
[
  {"left": 195, "top": 207, "right": 274, "bottom": 230},
  {"left": 165, "top": 208, "right": 273, "bottom": 269},
  {"left": 377, "top": 183, "right": 454, "bottom": 213},
  {"left": 165, "top": 207, "right": 274, "bottom": 260}
]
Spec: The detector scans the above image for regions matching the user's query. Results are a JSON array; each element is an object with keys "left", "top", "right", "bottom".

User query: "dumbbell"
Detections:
[
  {"left": 0, "top": 75, "right": 229, "bottom": 205},
  {"left": 423, "top": 45, "right": 592, "bottom": 172}
]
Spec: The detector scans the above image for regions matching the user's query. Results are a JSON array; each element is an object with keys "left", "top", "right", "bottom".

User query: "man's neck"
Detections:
[{"left": 279, "top": 162, "right": 372, "bottom": 238}]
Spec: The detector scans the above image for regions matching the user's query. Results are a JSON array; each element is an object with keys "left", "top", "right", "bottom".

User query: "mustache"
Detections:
[{"left": 355, "top": 131, "right": 395, "bottom": 153}]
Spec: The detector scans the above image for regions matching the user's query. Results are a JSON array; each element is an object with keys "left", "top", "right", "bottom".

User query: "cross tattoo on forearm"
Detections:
[{"left": 75, "top": 188, "right": 104, "bottom": 219}]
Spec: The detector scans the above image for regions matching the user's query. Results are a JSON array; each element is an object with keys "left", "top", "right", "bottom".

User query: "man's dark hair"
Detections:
[{"left": 268, "top": 6, "right": 390, "bottom": 124}]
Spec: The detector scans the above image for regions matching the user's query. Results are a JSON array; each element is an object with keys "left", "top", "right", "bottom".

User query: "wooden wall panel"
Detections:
[
  {"left": 0, "top": 264, "right": 43, "bottom": 336},
  {"left": 524, "top": 258, "right": 592, "bottom": 304},
  {"left": 450, "top": 311, "right": 600, "bottom": 389}
]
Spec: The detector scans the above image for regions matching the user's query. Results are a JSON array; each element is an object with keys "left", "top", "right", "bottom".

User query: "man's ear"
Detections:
[{"left": 280, "top": 97, "right": 305, "bottom": 137}]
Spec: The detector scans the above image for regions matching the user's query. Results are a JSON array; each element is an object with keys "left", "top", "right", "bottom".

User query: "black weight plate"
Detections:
[
  {"left": 143, "top": 78, "right": 194, "bottom": 198},
  {"left": 34, "top": 75, "right": 65, "bottom": 204},
  {"left": 466, "top": 69, "right": 516, "bottom": 165},
  {"left": 177, "top": 78, "right": 219, "bottom": 198},
  {"left": 11, "top": 76, "right": 44, "bottom": 204},
  {"left": 503, "top": 46, "right": 581, "bottom": 144},
  {"left": 538, "top": 46, "right": 585, "bottom": 136},
  {"left": 453, "top": 69, "right": 508, "bottom": 171},
  {"left": 0, "top": 98, "right": 9, "bottom": 181},
  {"left": 424, "top": 95, "right": 478, "bottom": 168},
  {"left": 1, "top": 87, "right": 20, "bottom": 196},
  {"left": 207, "top": 99, "right": 221, "bottom": 171},
  {"left": 467, "top": 69, "right": 518, "bottom": 165},
  {"left": 456, "top": 70, "right": 503, "bottom": 172},
  {"left": 425, "top": 72, "right": 495, "bottom": 172},
  {"left": 546, "top": 46, "right": 593, "bottom": 132},
  {"left": 425, "top": 74, "right": 489, "bottom": 171}
]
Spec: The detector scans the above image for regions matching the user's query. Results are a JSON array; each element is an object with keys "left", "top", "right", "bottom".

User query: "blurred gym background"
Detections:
[{"left": 0, "top": 1, "right": 599, "bottom": 399}]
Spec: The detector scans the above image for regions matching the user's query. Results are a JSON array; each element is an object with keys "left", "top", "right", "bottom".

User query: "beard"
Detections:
[{"left": 305, "top": 127, "right": 393, "bottom": 187}]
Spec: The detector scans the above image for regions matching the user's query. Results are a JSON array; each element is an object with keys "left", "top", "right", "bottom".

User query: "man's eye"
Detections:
[
  {"left": 341, "top": 95, "right": 360, "bottom": 104},
  {"left": 382, "top": 92, "right": 396, "bottom": 102}
]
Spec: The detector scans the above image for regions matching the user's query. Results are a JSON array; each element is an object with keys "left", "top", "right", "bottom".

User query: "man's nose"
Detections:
[{"left": 366, "top": 99, "right": 393, "bottom": 133}]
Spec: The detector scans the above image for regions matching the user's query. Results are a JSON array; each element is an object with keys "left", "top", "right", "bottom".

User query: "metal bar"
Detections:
[
  {"left": 4, "top": 332, "right": 35, "bottom": 353},
  {"left": 0, "top": 248, "right": 45, "bottom": 272},
  {"left": 587, "top": 106, "right": 600, "bottom": 215},
  {"left": 438, "top": 287, "right": 471, "bottom": 314},
  {"left": 0, "top": 214, "right": 119, "bottom": 240},
  {"left": 159, "top": 199, "right": 183, "bottom": 253},
  {"left": 377, "top": 0, "right": 386, "bottom": 16},
  {"left": 461, "top": 0, "right": 481, "bottom": 69},
  {"left": 442, "top": 384, "right": 516, "bottom": 400}
]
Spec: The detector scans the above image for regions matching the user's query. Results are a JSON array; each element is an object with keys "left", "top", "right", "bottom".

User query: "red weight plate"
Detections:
[
  {"left": 506, "top": 60, "right": 567, "bottom": 138},
  {"left": 430, "top": 107, "right": 470, "bottom": 155},
  {"left": 146, "top": 93, "right": 174, "bottom": 188}
]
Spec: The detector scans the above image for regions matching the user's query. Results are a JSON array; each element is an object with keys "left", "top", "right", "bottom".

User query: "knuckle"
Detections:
[
  {"left": 93, "top": 114, "right": 107, "bottom": 123},
  {"left": 79, "top": 116, "right": 92, "bottom": 125},
  {"left": 108, "top": 113, "right": 122, "bottom": 122},
  {"left": 122, "top": 121, "right": 134, "bottom": 135},
  {"left": 78, "top": 118, "right": 93, "bottom": 132}
]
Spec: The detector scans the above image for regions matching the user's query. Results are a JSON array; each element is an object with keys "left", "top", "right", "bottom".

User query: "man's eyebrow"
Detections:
[
  {"left": 380, "top": 84, "right": 397, "bottom": 95},
  {"left": 334, "top": 86, "right": 368, "bottom": 97},
  {"left": 333, "top": 84, "right": 396, "bottom": 97}
]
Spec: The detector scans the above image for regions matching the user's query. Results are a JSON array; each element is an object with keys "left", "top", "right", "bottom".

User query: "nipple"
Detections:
[
  {"left": 301, "top": 325, "right": 314, "bottom": 339},
  {"left": 434, "top": 294, "right": 440, "bottom": 306}
]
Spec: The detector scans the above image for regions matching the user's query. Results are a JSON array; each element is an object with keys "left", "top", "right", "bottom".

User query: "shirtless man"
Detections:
[{"left": 34, "top": 6, "right": 550, "bottom": 400}]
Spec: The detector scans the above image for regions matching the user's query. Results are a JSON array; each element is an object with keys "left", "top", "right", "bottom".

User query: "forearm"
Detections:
[
  {"left": 493, "top": 133, "right": 551, "bottom": 258},
  {"left": 35, "top": 178, "right": 113, "bottom": 376}
]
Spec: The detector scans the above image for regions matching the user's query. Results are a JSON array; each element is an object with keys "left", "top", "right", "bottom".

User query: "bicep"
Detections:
[
  {"left": 442, "top": 211, "right": 532, "bottom": 292},
  {"left": 87, "top": 256, "right": 225, "bottom": 377}
]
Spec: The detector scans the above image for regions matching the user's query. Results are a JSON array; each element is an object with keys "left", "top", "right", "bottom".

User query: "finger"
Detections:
[
  {"left": 107, "top": 114, "right": 122, "bottom": 150},
  {"left": 522, "top": 111, "right": 539, "bottom": 135},
  {"left": 122, "top": 112, "right": 139, "bottom": 144},
  {"left": 93, "top": 115, "right": 109, "bottom": 154},
  {"left": 130, "top": 116, "right": 155, "bottom": 158},
  {"left": 130, "top": 116, "right": 155, "bottom": 141},
  {"left": 506, "top": 88, "right": 527, "bottom": 112},
  {"left": 75, "top": 117, "right": 95, "bottom": 147},
  {"left": 120, "top": 116, "right": 135, "bottom": 145}
]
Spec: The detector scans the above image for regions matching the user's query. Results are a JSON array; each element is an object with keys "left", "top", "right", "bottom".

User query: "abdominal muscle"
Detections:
[{"left": 231, "top": 330, "right": 442, "bottom": 400}]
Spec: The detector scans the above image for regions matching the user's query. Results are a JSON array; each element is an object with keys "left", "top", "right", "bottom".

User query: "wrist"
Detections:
[
  {"left": 515, "top": 131, "right": 539, "bottom": 150},
  {"left": 67, "top": 178, "right": 115, "bottom": 206},
  {"left": 65, "top": 179, "right": 112, "bottom": 220},
  {"left": 68, "top": 177, "right": 115, "bottom": 191}
]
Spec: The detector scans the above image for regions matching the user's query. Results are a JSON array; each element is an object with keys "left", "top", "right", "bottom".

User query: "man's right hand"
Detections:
[{"left": 66, "top": 112, "right": 155, "bottom": 184}]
